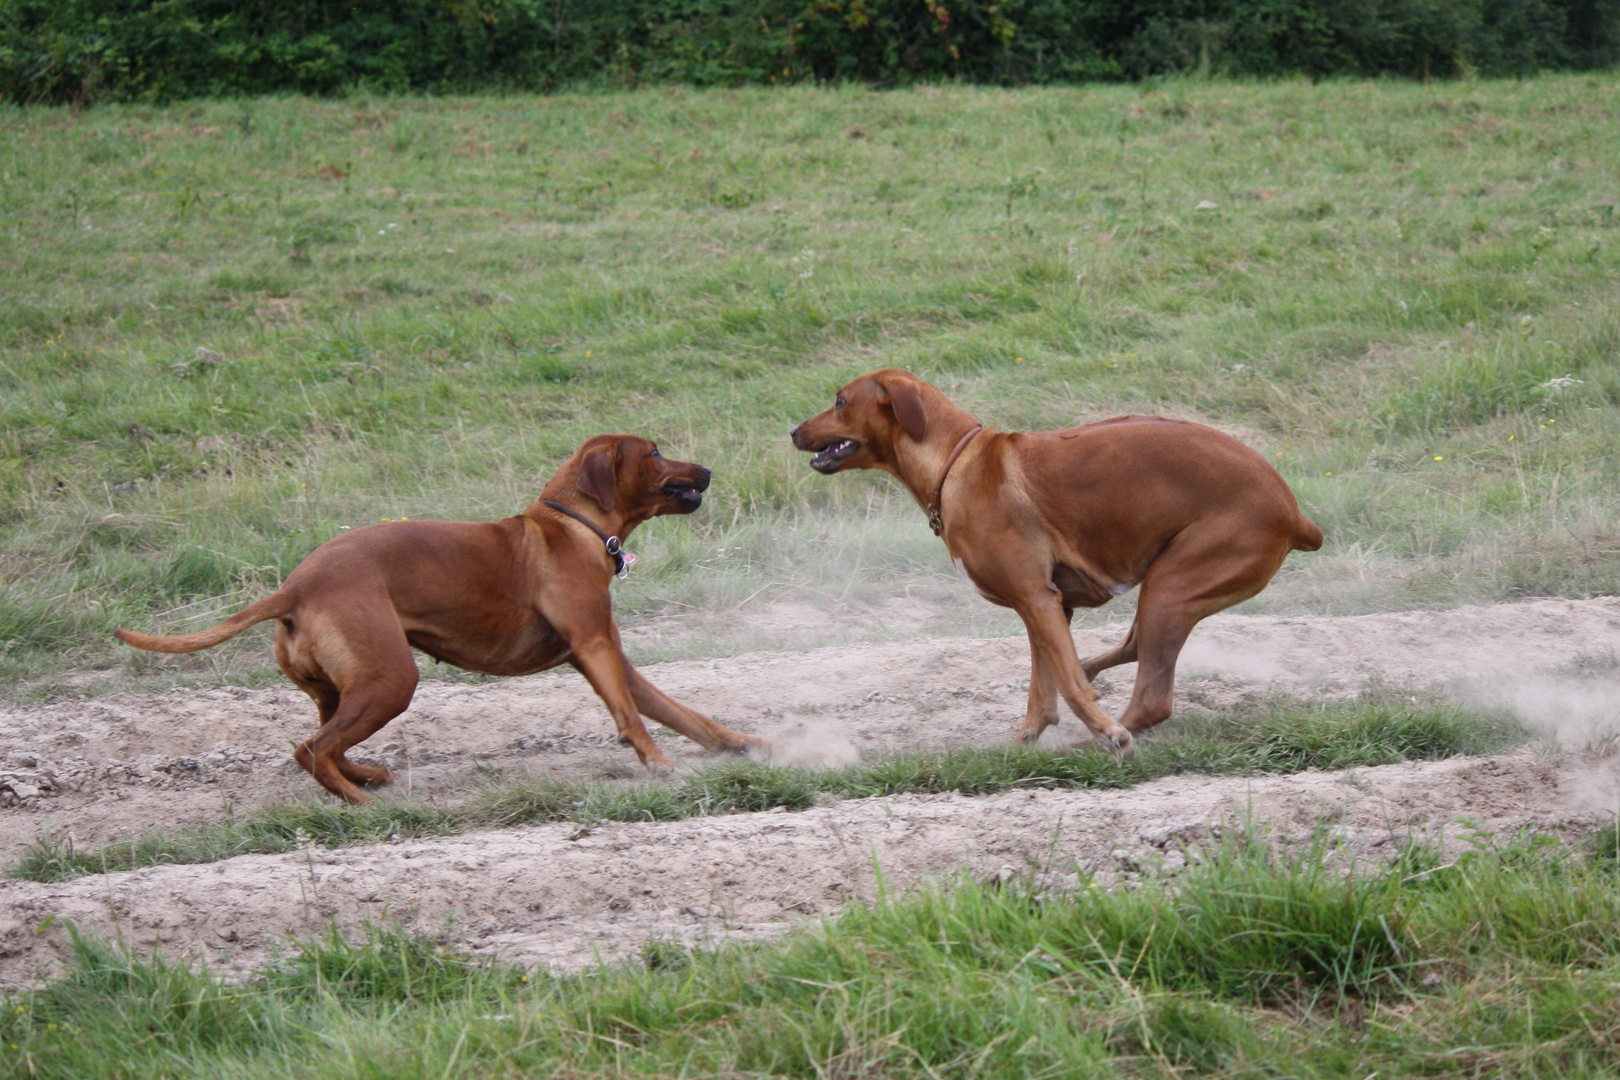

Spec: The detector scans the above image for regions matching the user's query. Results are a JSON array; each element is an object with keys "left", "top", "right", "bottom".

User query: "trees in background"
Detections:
[{"left": 3, "top": 0, "right": 1616, "bottom": 104}]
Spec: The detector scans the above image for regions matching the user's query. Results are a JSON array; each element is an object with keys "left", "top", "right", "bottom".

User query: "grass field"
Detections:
[
  {"left": 6, "top": 824, "right": 1620, "bottom": 1079},
  {"left": 3, "top": 75, "right": 1620, "bottom": 694}
]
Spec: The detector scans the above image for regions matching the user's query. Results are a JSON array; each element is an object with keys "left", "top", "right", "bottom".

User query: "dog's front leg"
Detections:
[
  {"left": 568, "top": 639, "right": 679, "bottom": 774},
  {"left": 624, "top": 665, "right": 767, "bottom": 755},
  {"left": 1015, "top": 634, "right": 1061, "bottom": 744},
  {"left": 1015, "top": 593, "right": 1133, "bottom": 753}
]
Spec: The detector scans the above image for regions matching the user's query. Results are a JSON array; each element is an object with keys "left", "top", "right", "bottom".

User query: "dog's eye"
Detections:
[
  {"left": 835, "top": 395, "right": 846, "bottom": 409},
  {"left": 650, "top": 447, "right": 661, "bottom": 459}
]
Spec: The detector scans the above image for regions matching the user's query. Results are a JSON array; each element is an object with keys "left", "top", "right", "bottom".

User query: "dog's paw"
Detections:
[
  {"left": 1108, "top": 728, "right": 1135, "bottom": 755},
  {"left": 740, "top": 736, "right": 775, "bottom": 760}
]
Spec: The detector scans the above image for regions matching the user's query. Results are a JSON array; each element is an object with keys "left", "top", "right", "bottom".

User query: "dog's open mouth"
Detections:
[
  {"left": 809, "top": 439, "right": 860, "bottom": 474},
  {"left": 662, "top": 482, "right": 704, "bottom": 512}
]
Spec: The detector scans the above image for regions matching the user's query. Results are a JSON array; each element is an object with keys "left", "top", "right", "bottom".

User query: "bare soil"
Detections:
[{"left": 0, "top": 597, "right": 1617, "bottom": 987}]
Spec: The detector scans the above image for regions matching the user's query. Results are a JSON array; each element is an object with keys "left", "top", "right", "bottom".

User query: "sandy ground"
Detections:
[{"left": 1, "top": 596, "right": 1618, "bottom": 986}]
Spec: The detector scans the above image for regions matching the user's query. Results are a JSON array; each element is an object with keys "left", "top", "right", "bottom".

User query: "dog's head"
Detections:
[
  {"left": 559, "top": 434, "right": 711, "bottom": 519},
  {"left": 790, "top": 368, "right": 933, "bottom": 474}
]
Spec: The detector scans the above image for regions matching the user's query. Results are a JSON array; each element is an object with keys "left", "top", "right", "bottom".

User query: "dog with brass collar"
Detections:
[
  {"left": 791, "top": 369, "right": 1322, "bottom": 751},
  {"left": 116, "top": 435, "right": 766, "bottom": 803}
]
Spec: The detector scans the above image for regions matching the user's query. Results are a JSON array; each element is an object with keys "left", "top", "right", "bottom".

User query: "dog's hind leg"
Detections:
[
  {"left": 1118, "top": 522, "right": 1289, "bottom": 735},
  {"left": 291, "top": 673, "right": 392, "bottom": 788},
  {"left": 1081, "top": 620, "right": 1139, "bottom": 680},
  {"left": 277, "top": 616, "right": 396, "bottom": 792},
  {"left": 275, "top": 620, "right": 338, "bottom": 721},
  {"left": 295, "top": 676, "right": 415, "bottom": 803},
  {"left": 292, "top": 622, "right": 417, "bottom": 804},
  {"left": 329, "top": 738, "right": 396, "bottom": 789},
  {"left": 1113, "top": 600, "right": 1195, "bottom": 737}
]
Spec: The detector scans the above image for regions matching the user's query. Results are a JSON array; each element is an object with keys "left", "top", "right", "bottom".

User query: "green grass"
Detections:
[
  {"left": 4, "top": 76, "right": 1620, "bottom": 692},
  {"left": 5, "top": 825, "right": 1620, "bottom": 1079},
  {"left": 10, "top": 695, "right": 1520, "bottom": 882}
]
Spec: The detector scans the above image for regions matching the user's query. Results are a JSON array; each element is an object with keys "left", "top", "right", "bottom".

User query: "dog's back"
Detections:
[{"left": 1009, "top": 417, "right": 1314, "bottom": 552}]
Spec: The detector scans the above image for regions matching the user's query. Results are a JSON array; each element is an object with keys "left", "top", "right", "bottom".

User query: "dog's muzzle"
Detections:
[
  {"left": 662, "top": 471, "right": 708, "bottom": 512},
  {"left": 808, "top": 439, "right": 860, "bottom": 474}
]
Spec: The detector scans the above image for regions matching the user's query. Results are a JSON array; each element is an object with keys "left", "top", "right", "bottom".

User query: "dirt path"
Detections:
[
  {"left": 0, "top": 597, "right": 1617, "bottom": 987},
  {"left": 0, "top": 747, "right": 1603, "bottom": 988},
  {"left": 4, "top": 596, "right": 1617, "bottom": 862}
]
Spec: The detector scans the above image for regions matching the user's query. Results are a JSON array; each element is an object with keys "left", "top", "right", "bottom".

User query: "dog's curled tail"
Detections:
[
  {"left": 1291, "top": 513, "right": 1324, "bottom": 553},
  {"left": 115, "top": 592, "right": 294, "bottom": 654}
]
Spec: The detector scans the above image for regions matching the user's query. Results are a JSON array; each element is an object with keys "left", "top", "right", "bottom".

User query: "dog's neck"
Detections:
[
  {"left": 888, "top": 401, "right": 985, "bottom": 516},
  {"left": 524, "top": 487, "right": 647, "bottom": 543}
]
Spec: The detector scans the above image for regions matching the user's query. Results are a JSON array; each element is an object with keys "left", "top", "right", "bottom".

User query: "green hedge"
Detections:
[{"left": 2, "top": 0, "right": 1616, "bottom": 103}]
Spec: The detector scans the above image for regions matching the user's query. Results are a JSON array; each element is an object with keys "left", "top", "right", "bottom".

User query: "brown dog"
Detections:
[
  {"left": 791, "top": 369, "right": 1322, "bottom": 751},
  {"left": 116, "top": 435, "right": 765, "bottom": 803}
]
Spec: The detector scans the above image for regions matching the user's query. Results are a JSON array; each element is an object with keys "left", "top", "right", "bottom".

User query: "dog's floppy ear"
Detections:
[
  {"left": 878, "top": 375, "right": 928, "bottom": 442},
  {"left": 577, "top": 443, "right": 617, "bottom": 513}
]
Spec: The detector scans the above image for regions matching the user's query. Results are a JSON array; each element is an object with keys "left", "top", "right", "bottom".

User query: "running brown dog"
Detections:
[
  {"left": 116, "top": 435, "right": 765, "bottom": 803},
  {"left": 791, "top": 369, "right": 1322, "bottom": 751}
]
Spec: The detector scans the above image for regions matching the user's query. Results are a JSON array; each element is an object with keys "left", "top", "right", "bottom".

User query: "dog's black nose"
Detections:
[
  {"left": 789, "top": 423, "right": 800, "bottom": 439},
  {"left": 700, "top": 465, "right": 711, "bottom": 477}
]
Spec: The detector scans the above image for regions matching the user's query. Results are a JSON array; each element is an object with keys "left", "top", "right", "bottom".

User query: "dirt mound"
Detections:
[{"left": 0, "top": 597, "right": 1617, "bottom": 987}]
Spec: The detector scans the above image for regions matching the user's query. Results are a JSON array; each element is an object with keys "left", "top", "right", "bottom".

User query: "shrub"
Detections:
[{"left": 2, "top": 0, "right": 1615, "bottom": 104}]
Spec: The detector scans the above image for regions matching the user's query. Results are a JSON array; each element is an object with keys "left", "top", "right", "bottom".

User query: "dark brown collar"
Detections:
[
  {"left": 926, "top": 425, "right": 983, "bottom": 537},
  {"left": 540, "top": 499, "right": 627, "bottom": 579}
]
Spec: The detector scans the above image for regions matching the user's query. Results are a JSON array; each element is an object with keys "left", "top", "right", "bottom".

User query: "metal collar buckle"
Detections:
[
  {"left": 605, "top": 536, "right": 627, "bottom": 580},
  {"left": 541, "top": 499, "right": 631, "bottom": 581}
]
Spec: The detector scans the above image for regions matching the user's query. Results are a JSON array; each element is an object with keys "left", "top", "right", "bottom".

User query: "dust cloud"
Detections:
[
  {"left": 1462, "top": 672, "right": 1620, "bottom": 749},
  {"left": 1455, "top": 670, "right": 1620, "bottom": 817},
  {"left": 754, "top": 717, "right": 862, "bottom": 769}
]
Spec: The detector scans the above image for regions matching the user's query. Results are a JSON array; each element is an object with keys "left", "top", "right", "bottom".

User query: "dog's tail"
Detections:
[
  {"left": 115, "top": 592, "right": 294, "bottom": 654},
  {"left": 1291, "top": 513, "right": 1324, "bottom": 552}
]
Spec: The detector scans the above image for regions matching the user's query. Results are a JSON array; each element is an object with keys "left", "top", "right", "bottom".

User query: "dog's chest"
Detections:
[
  {"left": 952, "top": 552, "right": 1124, "bottom": 611},
  {"left": 407, "top": 616, "right": 571, "bottom": 676},
  {"left": 1051, "top": 562, "right": 1123, "bottom": 608},
  {"left": 952, "top": 557, "right": 1007, "bottom": 605}
]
